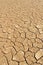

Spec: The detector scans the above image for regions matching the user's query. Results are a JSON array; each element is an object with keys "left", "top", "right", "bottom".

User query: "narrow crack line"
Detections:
[
  {"left": 34, "top": 53, "right": 38, "bottom": 61},
  {"left": 15, "top": 41, "right": 24, "bottom": 49},
  {"left": 11, "top": 51, "right": 19, "bottom": 62},
  {"left": 23, "top": 51, "right": 29, "bottom": 65},
  {"left": 37, "top": 56, "right": 43, "bottom": 61},
  {"left": 24, "top": 56, "right": 29, "bottom": 65},
  {"left": 37, "top": 37, "right": 43, "bottom": 42},
  {"left": 0, "top": 49, "right": 9, "bottom": 65},
  {"left": 11, "top": 49, "right": 24, "bottom": 62},
  {"left": 18, "top": 62, "right": 20, "bottom": 65},
  {"left": 12, "top": 45, "right": 17, "bottom": 54},
  {"left": 34, "top": 25, "right": 40, "bottom": 34},
  {"left": 7, "top": 38, "right": 15, "bottom": 45},
  {"left": 4, "top": 55, "right": 9, "bottom": 65},
  {"left": 27, "top": 28, "right": 37, "bottom": 39},
  {"left": 27, "top": 28, "right": 35, "bottom": 34},
  {"left": 10, "top": 48, "right": 18, "bottom": 62},
  {"left": 0, "top": 46, "right": 6, "bottom": 54},
  {"left": 11, "top": 47, "right": 25, "bottom": 62},
  {"left": 35, "top": 61, "right": 42, "bottom": 65}
]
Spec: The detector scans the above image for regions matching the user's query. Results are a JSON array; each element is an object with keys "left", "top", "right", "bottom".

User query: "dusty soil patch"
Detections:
[{"left": 0, "top": 0, "right": 43, "bottom": 65}]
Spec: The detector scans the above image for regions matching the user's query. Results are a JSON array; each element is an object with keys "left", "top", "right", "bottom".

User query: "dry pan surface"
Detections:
[{"left": 0, "top": 0, "right": 43, "bottom": 65}]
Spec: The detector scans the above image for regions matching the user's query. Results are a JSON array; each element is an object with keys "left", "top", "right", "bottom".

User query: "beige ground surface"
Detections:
[{"left": 0, "top": 0, "right": 43, "bottom": 65}]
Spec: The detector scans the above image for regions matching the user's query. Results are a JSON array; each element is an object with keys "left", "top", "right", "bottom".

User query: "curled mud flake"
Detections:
[
  {"left": 26, "top": 31, "right": 36, "bottom": 39},
  {"left": 26, "top": 55, "right": 36, "bottom": 65},
  {"left": 16, "top": 37, "right": 25, "bottom": 43},
  {"left": 12, "top": 50, "right": 25, "bottom": 62},
  {"left": 35, "top": 49, "right": 43, "bottom": 60},
  {"left": 29, "top": 47, "right": 39, "bottom": 53},
  {"left": 34, "top": 38, "right": 43, "bottom": 48},
  {"left": 29, "top": 24, "right": 38, "bottom": 33},
  {"left": 20, "top": 61, "right": 28, "bottom": 65},
  {"left": 1, "top": 46, "right": 10, "bottom": 54},
  {"left": 9, "top": 60, "right": 18, "bottom": 65},
  {"left": 14, "top": 42, "right": 24, "bottom": 51},
  {"left": 25, "top": 51, "right": 34, "bottom": 58},
  {"left": 37, "top": 57, "right": 43, "bottom": 65},
  {"left": 32, "top": 63, "right": 41, "bottom": 65}
]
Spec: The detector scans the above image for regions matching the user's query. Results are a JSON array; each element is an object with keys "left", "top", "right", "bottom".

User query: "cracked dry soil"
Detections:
[{"left": 0, "top": 0, "right": 43, "bottom": 65}]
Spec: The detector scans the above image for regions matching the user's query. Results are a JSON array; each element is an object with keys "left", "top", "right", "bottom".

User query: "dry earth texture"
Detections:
[{"left": 0, "top": 0, "right": 43, "bottom": 65}]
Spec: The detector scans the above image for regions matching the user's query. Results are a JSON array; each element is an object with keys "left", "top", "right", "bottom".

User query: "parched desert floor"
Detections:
[{"left": 0, "top": 0, "right": 43, "bottom": 65}]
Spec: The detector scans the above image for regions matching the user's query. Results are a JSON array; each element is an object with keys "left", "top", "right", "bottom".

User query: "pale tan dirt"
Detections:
[{"left": 0, "top": 0, "right": 43, "bottom": 65}]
